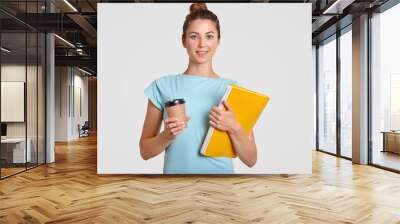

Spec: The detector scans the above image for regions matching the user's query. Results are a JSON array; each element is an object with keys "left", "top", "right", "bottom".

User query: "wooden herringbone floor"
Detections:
[{"left": 1, "top": 134, "right": 400, "bottom": 224}]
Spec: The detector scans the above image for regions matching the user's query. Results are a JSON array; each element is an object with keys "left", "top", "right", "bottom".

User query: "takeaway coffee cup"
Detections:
[{"left": 165, "top": 99, "right": 186, "bottom": 122}]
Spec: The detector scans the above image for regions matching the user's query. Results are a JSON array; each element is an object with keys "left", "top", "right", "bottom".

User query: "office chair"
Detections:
[{"left": 79, "top": 121, "right": 90, "bottom": 138}]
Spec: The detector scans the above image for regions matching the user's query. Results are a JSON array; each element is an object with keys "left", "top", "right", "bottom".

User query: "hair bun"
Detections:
[{"left": 190, "top": 3, "right": 207, "bottom": 14}]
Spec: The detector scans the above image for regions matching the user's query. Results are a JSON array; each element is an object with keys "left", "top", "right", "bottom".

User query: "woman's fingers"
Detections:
[
  {"left": 165, "top": 117, "right": 190, "bottom": 127},
  {"left": 210, "top": 119, "right": 226, "bottom": 131},
  {"left": 165, "top": 117, "right": 178, "bottom": 124},
  {"left": 163, "top": 117, "right": 187, "bottom": 139},
  {"left": 173, "top": 128, "right": 184, "bottom": 136},
  {"left": 209, "top": 120, "right": 218, "bottom": 129},
  {"left": 209, "top": 111, "right": 220, "bottom": 121},
  {"left": 222, "top": 100, "right": 232, "bottom": 111},
  {"left": 166, "top": 116, "right": 191, "bottom": 122},
  {"left": 171, "top": 125, "right": 185, "bottom": 135},
  {"left": 211, "top": 106, "right": 222, "bottom": 115},
  {"left": 209, "top": 113, "right": 219, "bottom": 124},
  {"left": 171, "top": 124, "right": 184, "bottom": 132},
  {"left": 167, "top": 121, "right": 184, "bottom": 129}
]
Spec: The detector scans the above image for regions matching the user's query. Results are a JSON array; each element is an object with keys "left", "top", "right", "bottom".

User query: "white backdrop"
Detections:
[{"left": 98, "top": 3, "right": 313, "bottom": 174}]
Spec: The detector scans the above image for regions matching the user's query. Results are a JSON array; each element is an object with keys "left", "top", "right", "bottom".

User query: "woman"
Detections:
[{"left": 139, "top": 3, "right": 257, "bottom": 174}]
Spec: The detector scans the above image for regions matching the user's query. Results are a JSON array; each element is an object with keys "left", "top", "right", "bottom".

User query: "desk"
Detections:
[
  {"left": 1, "top": 138, "right": 31, "bottom": 163},
  {"left": 382, "top": 131, "right": 400, "bottom": 154}
]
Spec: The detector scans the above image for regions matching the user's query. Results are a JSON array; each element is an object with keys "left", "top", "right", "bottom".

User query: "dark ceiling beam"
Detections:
[
  {"left": 312, "top": 14, "right": 352, "bottom": 44},
  {"left": 0, "top": 19, "right": 27, "bottom": 31},
  {"left": 55, "top": 55, "right": 96, "bottom": 69},
  {"left": 11, "top": 13, "right": 83, "bottom": 32},
  {"left": 66, "top": 13, "right": 97, "bottom": 46},
  {"left": 56, "top": 47, "right": 97, "bottom": 57},
  {"left": 2, "top": 12, "right": 96, "bottom": 48},
  {"left": 78, "top": 66, "right": 97, "bottom": 75},
  {"left": 312, "top": 15, "right": 336, "bottom": 33},
  {"left": 374, "top": 0, "right": 400, "bottom": 12},
  {"left": 0, "top": 8, "right": 38, "bottom": 31},
  {"left": 311, "top": 0, "right": 356, "bottom": 35},
  {"left": 86, "top": 0, "right": 97, "bottom": 12},
  {"left": 53, "top": 0, "right": 95, "bottom": 45}
]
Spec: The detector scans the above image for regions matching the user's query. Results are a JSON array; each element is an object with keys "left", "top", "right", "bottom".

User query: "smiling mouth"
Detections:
[{"left": 196, "top": 51, "right": 208, "bottom": 55}]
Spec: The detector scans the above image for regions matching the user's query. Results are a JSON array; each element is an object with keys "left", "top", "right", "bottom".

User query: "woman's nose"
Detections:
[{"left": 198, "top": 37, "right": 206, "bottom": 47}]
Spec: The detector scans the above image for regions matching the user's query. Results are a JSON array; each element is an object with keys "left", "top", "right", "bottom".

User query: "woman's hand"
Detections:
[
  {"left": 162, "top": 116, "right": 191, "bottom": 140},
  {"left": 209, "top": 100, "right": 257, "bottom": 167},
  {"left": 209, "top": 100, "right": 240, "bottom": 134}
]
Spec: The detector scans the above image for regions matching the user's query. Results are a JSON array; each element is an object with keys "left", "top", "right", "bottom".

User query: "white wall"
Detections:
[
  {"left": 72, "top": 72, "right": 89, "bottom": 138},
  {"left": 55, "top": 67, "right": 89, "bottom": 141},
  {"left": 98, "top": 3, "right": 313, "bottom": 174},
  {"left": 55, "top": 66, "right": 69, "bottom": 141}
]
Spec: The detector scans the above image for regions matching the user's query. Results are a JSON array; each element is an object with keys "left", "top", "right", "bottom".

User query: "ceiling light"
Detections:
[
  {"left": 322, "top": 0, "right": 354, "bottom": 15},
  {"left": 78, "top": 67, "right": 93, "bottom": 76},
  {"left": 1, "top": 47, "right": 11, "bottom": 53},
  {"left": 63, "top": 0, "right": 78, "bottom": 12},
  {"left": 54, "top": 34, "right": 75, "bottom": 48}
]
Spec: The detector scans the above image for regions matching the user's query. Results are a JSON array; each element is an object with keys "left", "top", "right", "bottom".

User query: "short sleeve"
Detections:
[
  {"left": 230, "top": 79, "right": 241, "bottom": 87},
  {"left": 144, "top": 80, "right": 163, "bottom": 111}
]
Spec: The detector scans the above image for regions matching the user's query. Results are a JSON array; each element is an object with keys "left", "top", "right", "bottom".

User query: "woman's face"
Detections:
[{"left": 182, "top": 19, "right": 220, "bottom": 65}]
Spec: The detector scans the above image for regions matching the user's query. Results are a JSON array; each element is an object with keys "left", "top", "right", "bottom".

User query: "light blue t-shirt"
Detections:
[{"left": 144, "top": 74, "right": 238, "bottom": 174}]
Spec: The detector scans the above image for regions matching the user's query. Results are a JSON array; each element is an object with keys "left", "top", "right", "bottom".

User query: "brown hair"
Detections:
[{"left": 182, "top": 3, "right": 221, "bottom": 40}]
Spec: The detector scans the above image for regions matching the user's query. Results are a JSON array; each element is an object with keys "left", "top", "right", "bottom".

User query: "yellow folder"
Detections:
[{"left": 200, "top": 84, "right": 270, "bottom": 158}]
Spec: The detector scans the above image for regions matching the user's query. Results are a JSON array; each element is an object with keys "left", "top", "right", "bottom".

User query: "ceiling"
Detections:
[{"left": 0, "top": 0, "right": 393, "bottom": 75}]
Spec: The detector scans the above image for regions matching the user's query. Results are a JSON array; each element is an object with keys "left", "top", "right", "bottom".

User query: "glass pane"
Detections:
[
  {"left": 318, "top": 37, "right": 337, "bottom": 154},
  {"left": 1, "top": 32, "right": 27, "bottom": 178},
  {"left": 27, "top": 31, "right": 38, "bottom": 169},
  {"left": 340, "top": 29, "right": 352, "bottom": 158},
  {"left": 313, "top": 45, "right": 317, "bottom": 149},
  {"left": 371, "top": 4, "right": 400, "bottom": 171},
  {"left": 38, "top": 32, "right": 45, "bottom": 165}
]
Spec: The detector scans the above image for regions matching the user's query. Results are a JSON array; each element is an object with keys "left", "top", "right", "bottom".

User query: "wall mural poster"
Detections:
[{"left": 98, "top": 3, "right": 313, "bottom": 174}]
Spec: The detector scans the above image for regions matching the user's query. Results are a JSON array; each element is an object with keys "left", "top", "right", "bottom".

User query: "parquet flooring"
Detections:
[
  {"left": 1, "top": 167, "right": 25, "bottom": 178},
  {"left": 1, "top": 134, "right": 400, "bottom": 223}
]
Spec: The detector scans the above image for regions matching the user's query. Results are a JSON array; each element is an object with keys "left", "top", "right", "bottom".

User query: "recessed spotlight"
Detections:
[
  {"left": 63, "top": 0, "right": 78, "bottom": 12},
  {"left": 54, "top": 34, "right": 75, "bottom": 48},
  {"left": 1, "top": 47, "right": 11, "bottom": 53},
  {"left": 77, "top": 67, "right": 93, "bottom": 76}
]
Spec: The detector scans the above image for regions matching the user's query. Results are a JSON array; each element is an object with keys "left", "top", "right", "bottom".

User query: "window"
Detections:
[
  {"left": 371, "top": 3, "right": 400, "bottom": 171},
  {"left": 340, "top": 29, "right": 352, "bottom": 158},
  {"left": 318, "top": 36, "right": 337, "bottom": 154}
]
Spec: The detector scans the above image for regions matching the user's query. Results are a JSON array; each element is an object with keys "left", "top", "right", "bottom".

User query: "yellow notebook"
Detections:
[{"left": 200, "top": 84, "right": 270, "bottom": 158}]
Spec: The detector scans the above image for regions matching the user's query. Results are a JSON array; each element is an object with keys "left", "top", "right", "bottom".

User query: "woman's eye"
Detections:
[
  {"left": 190, "top": 36, "right": 196, "bottom": 39},
  {"left": 207, "top": 35, "right": 214, "bottom": 39}
]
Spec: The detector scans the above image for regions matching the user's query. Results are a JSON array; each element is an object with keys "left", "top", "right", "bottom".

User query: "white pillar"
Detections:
[
  {"left": 46, "top": 1, "right": 55, "bottom": 163},
  {"left": 352, "top": 14, "right": 369, "bottom": 164}
]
